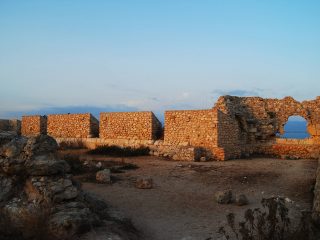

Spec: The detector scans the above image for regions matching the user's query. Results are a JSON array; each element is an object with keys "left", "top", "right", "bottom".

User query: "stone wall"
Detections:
[
  {"left": 214, "top": 96, "right": 320, "bottom": 144},
  {"left": 164, "top": 109, "right": 242, "bottom": 160},
  {"left": 259, "top": 138, "right": 319, "bottom": 159},
  {"left": 164, "top": 109, "right": 218, "bottom": 147},
  {"left": 217, "top": 111, "right": 241, "bottom": 159},
  {"left": 19, "top": 95, "right": 320, "bottom": 161},
  {"left": 56, "top": 138, "right": 199, "bottom": 161},
  {"left": 100, "top": 111, "right": 162, "bottom": 140},
  {"left": 0, "top": 119, "right": 21, "bottom": 134},
  {"left": 213, "top": 96, "right": 320, "bottom": 159},
  {"left": 47, "top": 113, "right": 99, "bottom": 138},
  {"left": 21, "top": 115, "right": 47, "bottom": 136}
]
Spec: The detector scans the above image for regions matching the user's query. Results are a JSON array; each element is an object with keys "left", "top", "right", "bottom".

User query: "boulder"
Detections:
[
  {"left": 82, "top": 191, "right": 110, "bottom": 219},
  {"left": 96, "top": 169, "right": 111, "bottom": 183},
  {"left": 215, "top": 190, "right": 233, "bottom": 204},
  {"left": 0, "top": 158, "right": 26, "bottom": 174},
  {"left": 24, "top": 179, "right": 44, "bottom": 202},
  {"left": 0, "top": 131, "right": 17, "bottom": 147},
  {"left": 23, "top": 135, "right": 58, "bottom": 159},
  {"left": 0, "top": 174, "right": 14, "bottom": 202},
  {"left": 25, "top": 154, "right": 70, "bottom": 176},
  {"left": 0, "top": 135, "right": 58, "bottom": 160},
  {"left": 3, "top": 198, "right": 48, "bottom": 236},
  {"left": 49, "top": 201, "right": 99, "bottom": 239},
  {"left": 135, "top": 178, "right": 153, "bottom": 189},
  {"left": 235, "top": 194, "right": 249, "bottom": 206},
  {"left": 0, "top": 135, "right": 139, "bottom": 239},
  {"left": 27, "top": 177, "right": 79, "bottom": 203},
  {"left": 0, "top": 136, "right": 27, "bottom": 158}
]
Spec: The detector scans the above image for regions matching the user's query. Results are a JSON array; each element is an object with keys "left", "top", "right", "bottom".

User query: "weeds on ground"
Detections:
[
  {"left": 87, "top": 145, "right": 150, "bottom": 157},
  {"left": 218, "top": 197, "right": 319, "bottom": 240}
]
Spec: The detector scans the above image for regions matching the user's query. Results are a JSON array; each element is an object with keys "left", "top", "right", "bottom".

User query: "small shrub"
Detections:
[
  {"left": 87, "top": 145, "right": 150, "bottom": 157},
  {"left": 218, "top": 197, "right": 320, "bottom": 240},
  {"left": 62, "top": 154, "right": 86, "bottom": 174},
  {"left": 58, "top": 140, "right": 86, "bottom": 150}
]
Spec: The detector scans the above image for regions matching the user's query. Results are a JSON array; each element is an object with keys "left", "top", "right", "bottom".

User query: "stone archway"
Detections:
[
  {"left": 279, "top": 115, "right": 310, "bottom": 139},
  {"left": 276, "top": 107, "right": 310, "bottom": 136}
]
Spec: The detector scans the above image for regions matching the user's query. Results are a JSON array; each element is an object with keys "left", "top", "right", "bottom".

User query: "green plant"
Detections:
[{"left": 218, "top": 197, "right": 319, "bottom": 240}]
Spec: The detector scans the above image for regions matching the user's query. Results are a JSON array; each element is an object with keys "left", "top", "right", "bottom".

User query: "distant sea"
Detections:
[{"left": 280, "top": 121, "right": 310, "bottom": 139}]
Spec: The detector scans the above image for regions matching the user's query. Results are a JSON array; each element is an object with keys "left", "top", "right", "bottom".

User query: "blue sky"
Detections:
[{"left": 1, "top": 0, "right": 319, "bottom": 119}]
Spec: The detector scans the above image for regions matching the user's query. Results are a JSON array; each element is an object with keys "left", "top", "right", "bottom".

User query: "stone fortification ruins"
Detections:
[
  {"left": 21, "top": 115, "right": 47, "bottom": 136},
  {"left": 47, "top": 113, "right": 99, "bottom": 138},
  {"left": 2, "top": 95, "right": 320, "bottom": 235},
  {"left": 2, "top": 95, "right": 320, "bottom": 161},
  {"left": 100, "top": 111, "right": 162, "bottom": 140}
]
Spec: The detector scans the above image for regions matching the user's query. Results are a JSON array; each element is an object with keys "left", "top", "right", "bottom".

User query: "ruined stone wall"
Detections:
[
  {"left": 301, "top": 97, "right": 320, "bottom": 139},
  {"left": 214, "top": 96, "right": 320, "bottom": 158},
  {"left": 21, "top": 115, "right": 47, "bottom": 136},
  {"left": 47, "top": 113, "right": 99, "bottom": 138},
  {"left": 244, "top": 138, "right": 320, "bottom": 159},
  {"left": 100, "top": 111, "right": 162, "bottom": 140},
  {"left": 0, "top": 119, "right": 21, "bottom": 134},
  {"left": 55, "top": 138, "right": 198, "bottom": 161},
  {"left": 19, "top": 95, "right": 320, "bottom": 161},
  {"left": 214, "top": 96, "right": 320, "bottom": 143}
]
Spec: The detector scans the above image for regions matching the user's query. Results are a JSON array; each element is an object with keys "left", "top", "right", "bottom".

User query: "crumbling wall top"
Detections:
[{"left": 213, "top": 95, "right": 320, "bottom": 143}]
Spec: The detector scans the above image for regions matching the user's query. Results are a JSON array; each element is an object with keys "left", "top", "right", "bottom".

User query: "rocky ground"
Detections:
[
  {"left": 0, "top": 132, "right": 139, "bottom": 240},
  {"left": 59, "top": 149, "right": 318, "bottom": 240},
  {"left": 0, "top": 131, "right": 318, "bottom": 240}
]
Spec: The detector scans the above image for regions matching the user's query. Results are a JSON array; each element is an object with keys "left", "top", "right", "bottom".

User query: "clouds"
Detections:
[
  {"left": 2, "top": 104, "right": 139, "bottom": 119},
  {"left": 211, "top": 88, "right": 264, "bottom": 97},
  {"left": 0, "top": 1, "right": 319, "bottom": 119}
]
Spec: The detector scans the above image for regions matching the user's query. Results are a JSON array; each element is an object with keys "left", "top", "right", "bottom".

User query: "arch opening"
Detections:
[{"left": 279, "top": 116, "right": 310, "bottom": 139}]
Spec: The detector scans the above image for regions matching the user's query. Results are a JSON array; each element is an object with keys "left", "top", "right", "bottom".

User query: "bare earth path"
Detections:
[{"left": 80, "top": 156, "right": 317, "bottom": 240}]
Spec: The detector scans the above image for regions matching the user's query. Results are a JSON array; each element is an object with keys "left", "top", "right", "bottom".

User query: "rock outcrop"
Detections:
[{"left": 0, "top": 134, "right": 139, "bottom": 240}]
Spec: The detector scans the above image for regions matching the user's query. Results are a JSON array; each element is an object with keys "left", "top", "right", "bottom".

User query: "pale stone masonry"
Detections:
[
  {"left": 214, "top": 96, "right": 320, "bottom": 144},
  {"left": 55, "top": 138, "right": 199, "bottom": 161},
  {"left": 164, "top": 109, "right": 241, "bottom": 160},
  {"left": 214, "top": 96, "right": 320, "bottom": 159},
  {"left": 47, "top": 113, "right": 99, "bottom": 138},
  {"left": 216, "top": 111, "right": 241, "bottom": 159},
  {"left": 164, "top": 109, "right": 218, "bottom": 147},
  {"left": 100, "top": 111, "right": 162, "bottom": 140},
  {"left": 19, "top": 95, "right": 320, "bottom": 161},
  {"left": 21, "top": 115, "right": 47, "bottom": 136}
]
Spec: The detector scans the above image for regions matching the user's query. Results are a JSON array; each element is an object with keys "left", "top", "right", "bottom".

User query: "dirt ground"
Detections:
[{"left": 62, "top": 151, "right": 318, "bottom": 240}]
